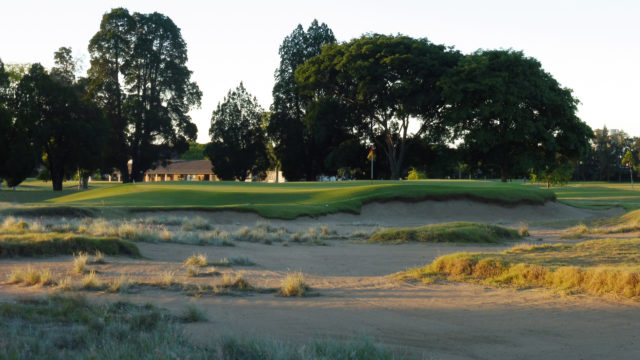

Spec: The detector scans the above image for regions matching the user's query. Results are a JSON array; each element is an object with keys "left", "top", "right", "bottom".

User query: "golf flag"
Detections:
[{"left": 367, "top": 146, "right": 375, "bottom": 161}]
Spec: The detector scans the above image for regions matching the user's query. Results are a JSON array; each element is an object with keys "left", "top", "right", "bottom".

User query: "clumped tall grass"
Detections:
[
  {"left": 398, "top": 238, "right": 640, "bottom": 299},
  {"left": 92, "top": 250, "right": 106, "bottom": 264},
  {"left": 279, "top": 271, "right": 309, "bottom": 297},
  {"left": 73, "top": 252, "right": 89, "bottom": 274},
  {"left": 0, "top": 216, "right": 30, "bottom": 233},
  {"left": 107, "top": 274, "right": 131, "bottom": 293},
  {"left": 81, "top": 270, "right": 102, "bottom": 290},
  {"left": 220, "top": 274, "right": 252, "bottom": 290},
  {"left": 185, "top": 265, "right": 201, "bottom": 277},
  {"left": 157, "top": 271, "right": 176, "bottom": 287},
  {"left": 180, "top": 217, "right": 212, "bottom": 231},
  {"left": 6, "top": 266, "right": 57, "bottom": 286},
  {"left": 184, "top": 253, "right": 208, "bottom": 267}
]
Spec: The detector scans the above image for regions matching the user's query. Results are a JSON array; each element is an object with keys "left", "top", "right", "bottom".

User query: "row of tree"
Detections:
[
  {"left": 2, "top": 11, "right": 635, "bottom": 189},
  {"left": 207, "top": 20, "right": 596, "bottom": 182},
  {"left": 576, "top": 127, "right": 640, "bottom": 182},
  {"left": 1, "top": 8, "right": 201, "bottom": 190}
]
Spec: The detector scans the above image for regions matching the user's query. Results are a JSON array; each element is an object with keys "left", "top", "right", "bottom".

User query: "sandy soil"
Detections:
[
  {"left": 1, "top": 200, "right": 637, "bottom": 359},
  {"left": 137, "top": 199, "right": 624, "bottom": 235}
]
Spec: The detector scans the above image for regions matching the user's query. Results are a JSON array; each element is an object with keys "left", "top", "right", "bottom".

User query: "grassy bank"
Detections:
[
  {"left": 1, "top": 180, "right": 555, "bottom": 219},
  {"left": 369, "top": 222, "right": 520, "bottom": 244},
  {"left": 553, "top": 182, "right": 640, "bottom": 211},
  {"left": 397, "top": 238, "right": 640, "bottom": 299},
  {"left": 565, "top": 209, "right": 640, "bottom": 237},
  {"left": 0, "top": 233, "right": 140, "bottom": 257},
  {"left": 0, "top": 295, "right": 402, "bottom": 359}
]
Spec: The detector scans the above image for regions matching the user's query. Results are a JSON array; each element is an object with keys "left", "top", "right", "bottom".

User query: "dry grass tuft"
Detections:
[
  {"left": 158, "top": 271, "right": 176, "bottom": 286},
  {"left": 220, "top": 274, "right": 252, "bottom": 290},
  {"left": 398, "top": 239, "right": 640, "bottom": 299},
  {"left": 73, "top": 252, "right": 89, "bottom": 274},
  {"left": 57, "top": 276, "right": 74, "bottom": 291},
  {"left": 6, "top": 266, "right": 56, "bottom": 286},
  {"left": 92, "top": 250, "right": 106, "bottom": 264},
  {"left": 81, "top": 270, "right": 102, "bottom": 290},
  {"left": 108, "top": 274, "right": 131, "bottom": 293},
  {"left": 279, "top": 271, "right": 309, "bottom": 297},
  {"left": 185, "top": 265, "right": 201, "bottom": 278},
  {"left": 184, "top": 253, "right": 208, "bottom": 267},
  {"left": 7, "top": 268, "right": 25, "bottom": 284}
]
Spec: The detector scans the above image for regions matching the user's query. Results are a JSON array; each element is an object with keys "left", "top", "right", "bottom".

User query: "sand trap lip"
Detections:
[{"left": 136, "top": 200, "right": 623, "bottom": 234}]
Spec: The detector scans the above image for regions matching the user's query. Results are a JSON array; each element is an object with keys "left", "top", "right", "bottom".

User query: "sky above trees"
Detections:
[{"left": 1, "top": 0, "right": 637, "bottom": 142}]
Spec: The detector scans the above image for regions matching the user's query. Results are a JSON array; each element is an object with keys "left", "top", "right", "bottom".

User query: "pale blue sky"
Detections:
[{"left": 1, "top": 0, "right": 638, "bottom": 142}]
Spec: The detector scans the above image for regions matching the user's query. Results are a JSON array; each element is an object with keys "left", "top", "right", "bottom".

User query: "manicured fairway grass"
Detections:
[
  {"left": 0, "top": 180, "right": 555, "bottom": 219},
  {"left": 398, "top": 238, "right": 640, "bottom": 299},
  {"left": 551, "top": 182, "right": 640, "bottom": 211},
  {"left": 369, "top": 222, "right": 520, "bottom": 244}
]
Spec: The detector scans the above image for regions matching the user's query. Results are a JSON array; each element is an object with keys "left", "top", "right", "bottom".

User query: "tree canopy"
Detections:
[
  {"left": 439, "top": 49, "right": 593, "bottom": 181},
  {"left": 88, "top": 8, "right": 201, "bottom": 182},
  {"left": 14, "top": 61, "right": 106, "bottom": 191},
  {"left": 267, "top": 20, "right": 337, "bottom": 180},
  {"left": 296, "top": 34, "right": 462, "bottom": 179},
  {"left": 205, "top": 83, "right": 267, "bottom": 181}
]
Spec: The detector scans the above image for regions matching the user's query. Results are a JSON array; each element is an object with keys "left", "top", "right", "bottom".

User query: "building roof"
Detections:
[{"left": 145, "top": 160, "right": 213, "bottom": 175}]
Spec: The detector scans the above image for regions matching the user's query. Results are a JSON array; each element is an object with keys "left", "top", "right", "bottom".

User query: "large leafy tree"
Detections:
[
  {"left": 88, "top": 7, "right": 134, "bottom": 182},
  {"left": 88, "top": 8, "right": 201, "bottom": 182},
  {"left": 205, "top": 83, "right": 267, "bottom": 181},
  {"left": 439, "top": 50, "right": 593, "bottom": 181},
  {"left": 267, "top": 20, "right": 336, "bottom": 180},
  {"left": 0, "top": 59, "right": 38, "bottom": 188},
  {"left": 296, "top": 34, "right": 461, "bottom": 179},
  {"left": 14, "top": 63, "right": 105, "bottom": 191}
]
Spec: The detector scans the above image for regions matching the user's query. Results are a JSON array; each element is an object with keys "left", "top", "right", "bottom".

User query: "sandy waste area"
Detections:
[{"left": 1, "top": 200, "right": 638, "bottom": 359}]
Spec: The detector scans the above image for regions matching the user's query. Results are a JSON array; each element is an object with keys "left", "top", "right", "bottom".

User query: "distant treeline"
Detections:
[{"left": 2, "top": 9, "right": 627, "bottom": 191}]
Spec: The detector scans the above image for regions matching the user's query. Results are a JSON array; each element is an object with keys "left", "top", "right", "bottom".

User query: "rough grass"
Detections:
[
  {"left": 184, "top": 253, "right": 208, "bottom": 267},
  {"left": 370, "top": 222, "right": 520, "bottom": 244},
  {"left": 565, "top": 209, "right": 640, "bottom": 236},
  {"left": 0, "top": 233, "right": 140, "bottom": 257},
  {"left": 0, "top": 294, "right": 400, "bottom": 359},
  {"left": 279, "top": 271, "right": 309, "bottom": 297},
  {"left": 73, "top": 252, "right": 89, "bottom": 274},
  {"left": 397, "top": 238, "right": 640, "bottom": 299},
  {"left": 20, "top": 180, "right": 556, "bottom": 219}
]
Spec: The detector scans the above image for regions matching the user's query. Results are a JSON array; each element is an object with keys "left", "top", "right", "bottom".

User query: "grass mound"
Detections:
[
  {"left": 370, "top": 222, "right": 520, "bottom": 244},
  {"left": 0, "top": 233, "right": 140, "bottom": 257},
  {"left": 397, "top": 238, "right": 640, "bottom": 299},
  {"left": 565, "top": 209, "right": 640, "bottom": 237},
  {"left": 35, "top": 180, "right": 555, "bottom": 219}
]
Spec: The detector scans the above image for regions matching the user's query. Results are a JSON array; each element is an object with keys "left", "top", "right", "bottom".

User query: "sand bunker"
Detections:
[
  {"left": 2, "top": 200, "right": 635, "bottom": 359},
  {"left": 138, "top": 200, "right": 624, "bottom": 234}
]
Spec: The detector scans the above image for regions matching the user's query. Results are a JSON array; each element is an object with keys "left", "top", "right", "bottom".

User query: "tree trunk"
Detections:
[
  {"left": 51, "top": 169, "right": 64, "bottom": 191},
  {"left": 500, "top": 167, "right": 507, "bottom": 182},
  {"left": 118, "top": 161, "right": 130, "bottom": 183}
]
